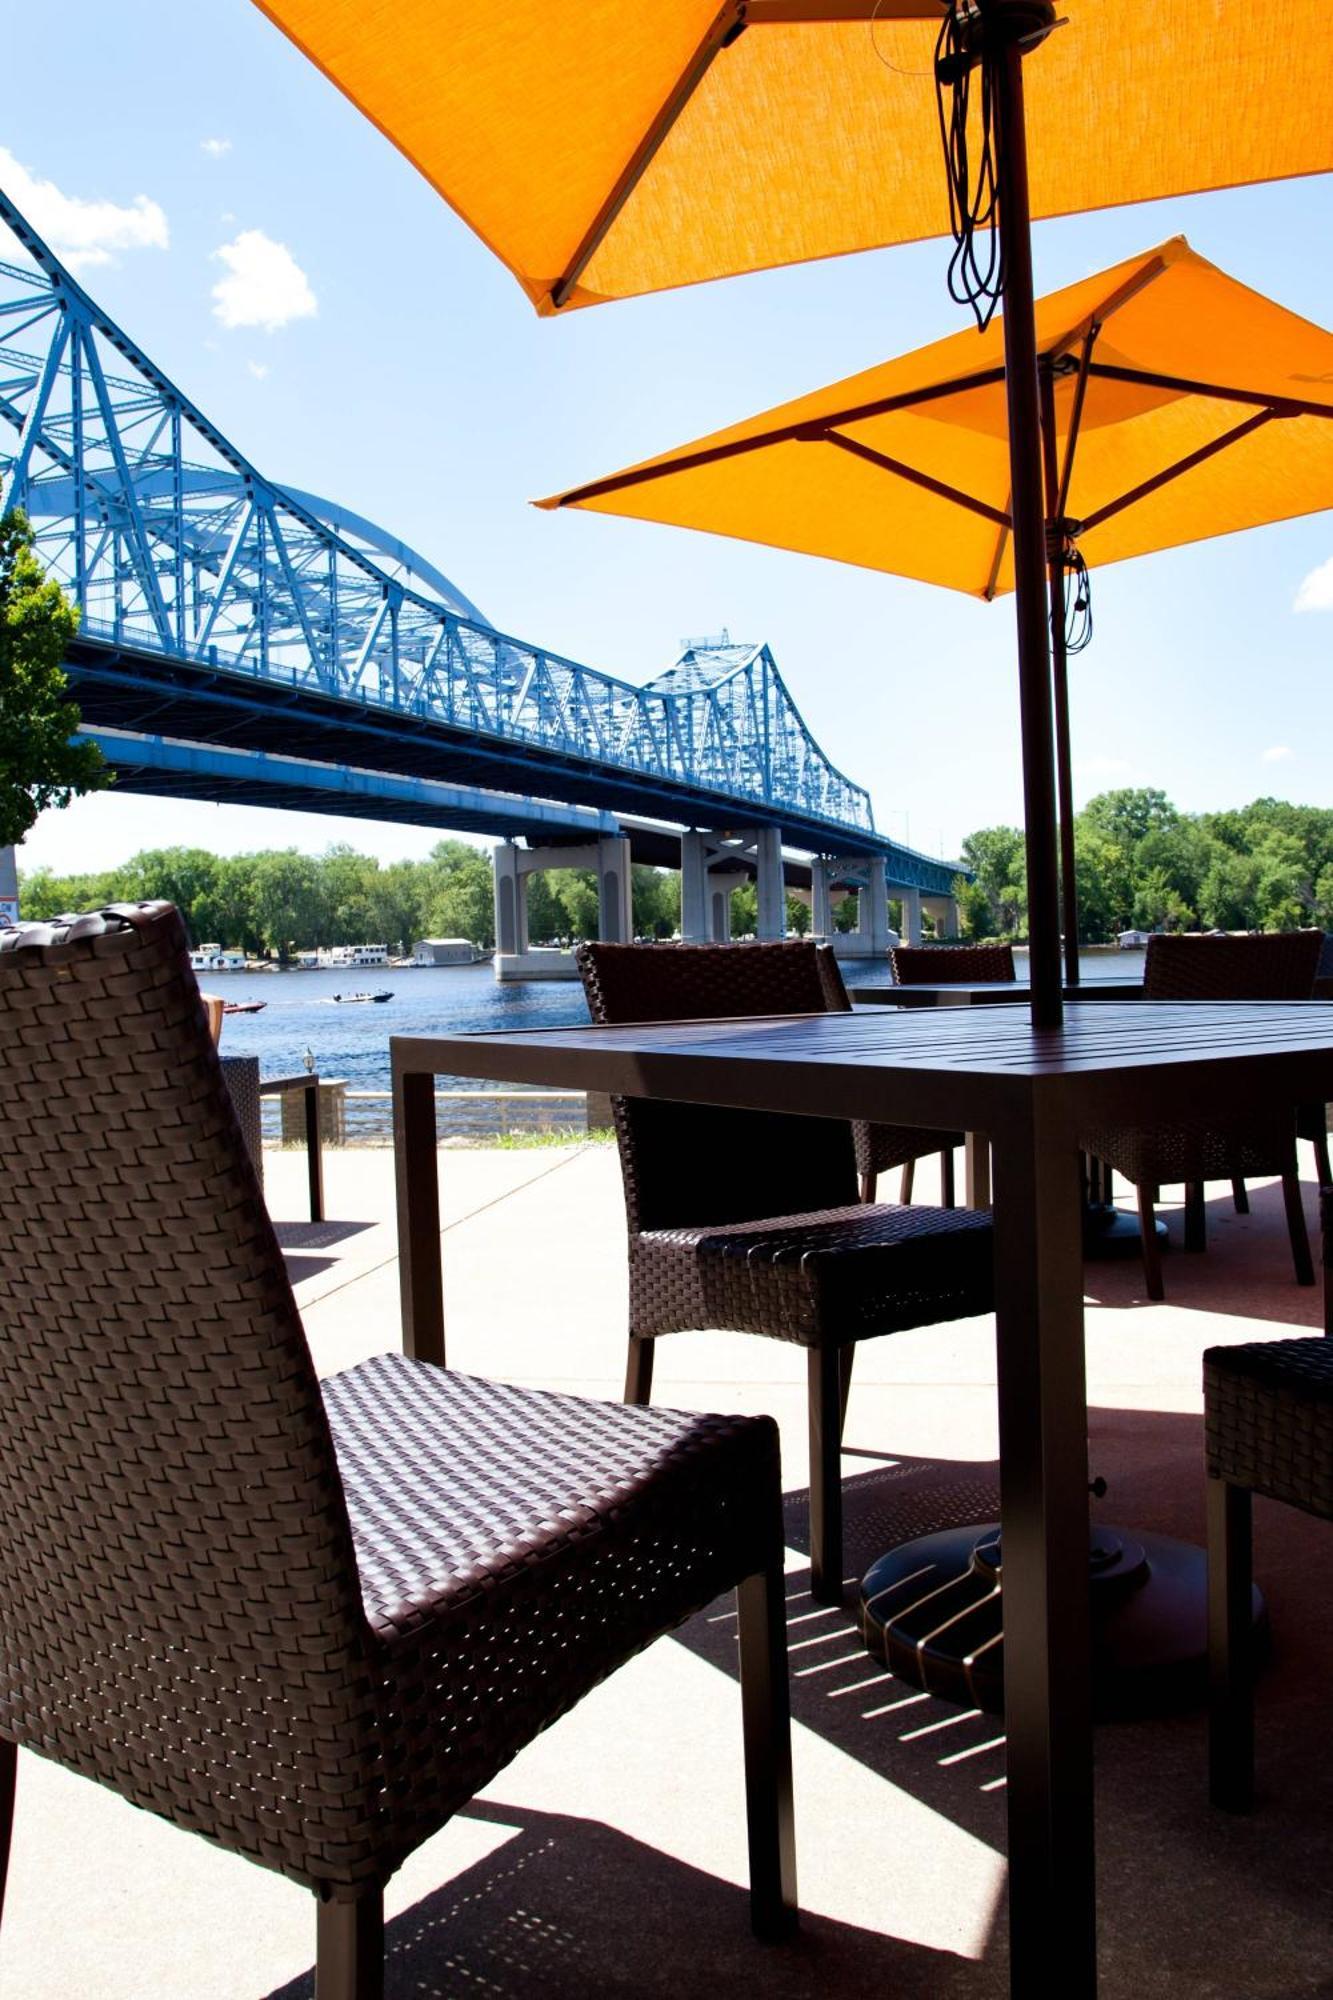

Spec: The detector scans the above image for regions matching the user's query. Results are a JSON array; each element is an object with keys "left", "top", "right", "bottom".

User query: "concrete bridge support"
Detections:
[
  {"left": 859, "top": 857, "right": 892, "bottom": 955},
  {"left": 811, "top": 857, "right": 836, "bottom": 940},
  {"left": 680, "top": 828, "right": 787, "bottom": 943},
  {"left": 923, "top": 893, "right": 959, "bottom": 939},
  {"left": 493, "top": 835, "right": 633, "bottom": 979},
  {"left": 897, "top": 885, "right": 924, "bottom": 947}
]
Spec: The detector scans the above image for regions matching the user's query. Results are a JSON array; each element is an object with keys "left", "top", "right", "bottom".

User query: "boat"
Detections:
[
  {"left": 189, "top": 943, "right": 248, "bottom": 973},
  {"left": 329, "top": 990, "right": 394, "bottom": 1004},
  {"left": 222, "top": 1000, "right": 267, "bottom": 1015},
  {"left": 1117, "top": 930, "right": 1154, "bottom": 950}
]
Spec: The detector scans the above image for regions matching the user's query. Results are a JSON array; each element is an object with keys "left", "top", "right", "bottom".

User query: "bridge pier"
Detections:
[
  {"left": 896, "top": 885, "right": 924, "bottom": 947},
  {"left": 681, "top": 827, "right": 787, "bottom": 943},
  {"left": 924, "top": 893, "right": 959, "bottom": 939},
  {"left": 494, "top": 835, "right": 632, "bottom": 979}
]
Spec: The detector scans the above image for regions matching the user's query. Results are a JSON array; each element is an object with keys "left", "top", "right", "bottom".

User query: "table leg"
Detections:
[
  {"left": 965, "top": 1132, "right": 991, "bottom": 1210},
  {"left": 303, "top": 1079, "right": 325, "bottom": 1223},
  {"left": 393, "top": 1062, "right": 446, "bottom": 1366},
  {"left": 991, "top": 1106, "right": 1095, "bottom": 1996}
]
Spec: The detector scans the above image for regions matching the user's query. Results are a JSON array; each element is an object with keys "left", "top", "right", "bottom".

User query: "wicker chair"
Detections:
[
  {"left": 575, "top": 939, "right": 995, "bottom": 1605},
  {"left": 890, "top": 943, "right": 1017, "bottom": 985},
  {"left": 1082, "top": 931, "right": 1323, "bottom": 1300},
  {"left": 0, "top": 904, "right": 796, "bottom": 1997},
  {"left": 1204, "top": 1188, "right": 1333, "bottom": 1812},
  {"left": 863, "top": 944, "right": 1017, "bottom": 1205}
]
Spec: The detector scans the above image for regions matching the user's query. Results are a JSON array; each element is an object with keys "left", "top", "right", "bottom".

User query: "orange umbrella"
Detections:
[
  {"left": 251, "top": 0, "right": 1333, "bottom": 1025},
  {"left": 537, "top": 236, "right": 1333, "bottom": 974}
]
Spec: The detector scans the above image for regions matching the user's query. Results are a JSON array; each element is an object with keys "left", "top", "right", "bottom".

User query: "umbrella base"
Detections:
[
  {"left": 860, "top": 1522, "right": 1265, "bottom": 1721},
  {"left": 1083, "top": 1201, "right": 1169, "bottom": 1259}
]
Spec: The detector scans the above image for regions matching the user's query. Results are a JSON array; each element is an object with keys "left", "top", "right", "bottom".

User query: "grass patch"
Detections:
[{"left": 485, "top": 1126, "right": 617, "bottom": 1150}]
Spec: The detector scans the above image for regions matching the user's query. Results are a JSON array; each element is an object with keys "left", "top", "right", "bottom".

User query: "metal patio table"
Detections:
[{"left": 391, "top": 999, "right": 1333, "bottom": 1997}]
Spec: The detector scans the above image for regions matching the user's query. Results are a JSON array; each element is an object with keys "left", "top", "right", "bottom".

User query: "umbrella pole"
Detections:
[
  {"left": 993, "top": 37, "right": 1064, "bottom": 1031},
  {"left": 1039, "top": 364, "right": 1082, "bottom": 987}
]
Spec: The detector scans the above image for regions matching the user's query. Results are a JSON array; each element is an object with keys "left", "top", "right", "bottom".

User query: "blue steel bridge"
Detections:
[{"left": 0, "top": 188, "right": 961, "bottom": 900}]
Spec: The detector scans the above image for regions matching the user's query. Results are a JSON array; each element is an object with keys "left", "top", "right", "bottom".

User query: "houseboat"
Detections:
[{"left": 189, "top": 944, "right": 248, "bottom": 973}]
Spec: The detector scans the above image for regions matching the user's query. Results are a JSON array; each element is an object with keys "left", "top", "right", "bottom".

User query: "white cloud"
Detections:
[
  {"left": 246, "top": 360, "right": 269, "bottom": 380},
  {"left": 200, "top": 138, "right": 232, "bottom": 159},
  {"left": 1294, "top": 554, "right": 1333, "bottom": 612},
  {"left": 1262, "top": 745, "right": 1293, "bottom": 763},
  {"left": 0, "top": 145, "right": 167, "bottom": 272},
  {"left": 211, "top": 229, "right": 317, "bottom": 332}
]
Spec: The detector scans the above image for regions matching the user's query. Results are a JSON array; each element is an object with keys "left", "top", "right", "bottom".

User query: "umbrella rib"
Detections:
[
  {"left": 823, "top": 430, "right": 1011, "bottom": 527},
  {"left": 1043, "top": 252, "right": 1172, "bottom": 365},
  {"left": 1084, "top": 361, "right": 1333, "bottom": 418},
  {"left": 550, "top": 0, "right": 748, "bottom": 310},
  {"left": 1078, "top": 409, "right": 1279, "bottom": 535},
  {"left": 1054, "top": 325, "right": 1098, "bottom": 525},
  {"left": 550, "top": 362, "right": 1011, "bottom": 507},
  {"left": 983, "top": 507, "right": 1010, "bottom": 600}
]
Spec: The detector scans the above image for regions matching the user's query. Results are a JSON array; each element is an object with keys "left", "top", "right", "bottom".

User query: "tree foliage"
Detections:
[
  {"left": 17, "top": 839, "right": 687, "bottom": 956},
  {"left": 0, "top": 503, "right": 108, "bottom": 846},
  {"left": 957, "top": 789, "right": 1333, "bottom": 942}
]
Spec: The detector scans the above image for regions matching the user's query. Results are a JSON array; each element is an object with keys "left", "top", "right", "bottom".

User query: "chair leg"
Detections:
[
  {"left": 837, "top": 1341, "right": 855, "bottom": 1443},
  {"left": 736, "top": 1561, "right": 798, "bottom": 1941},
  {"left": 1138, "top": 1185, "right": 1165, "bottom": 1300},
  {"left": 1314, "top": 1126, "right": 1332, "bottom": 1191},
  {"left": 1100, "top": 1159, "right": 1114, "bottom": 1204},
  {"left": 807, "top": 1345, "right": 844, "bottom": 1606},
  {"left": 858, "top": 1171, "right": 877, "bottom": 1205},
  {"left": 1281, "top": 1168, "right": 1315, "bottom": 1286},
  {"left": 1184, "top": 1180, "right": 1207, "bottom": 1253},
  {"left": 316, "top": 1889, "right": 385, "bottom": 2000},
  {"left": 898, "top": 1158, "right": 915, "bottom": 1204},
  {"left": 1231, "top": 1178, "right": 1250, "bottom": 1215},
  {"left": 940, "top": 1147, "right": 956, "bottom": 1209},
  {"left": 1208, "top": 1475, "right": 1254, "bottom": 1814},
  {"left": 624, "top": 1336, "right": 655, "bottom": 1405},
  {"left": 0, "top": 1736, "right": 15, "bottom": 1931}
]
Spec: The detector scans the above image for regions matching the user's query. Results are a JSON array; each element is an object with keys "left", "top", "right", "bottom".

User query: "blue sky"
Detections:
[{"left": 6, "top": 0, "right": 1331, "bottom": 875}]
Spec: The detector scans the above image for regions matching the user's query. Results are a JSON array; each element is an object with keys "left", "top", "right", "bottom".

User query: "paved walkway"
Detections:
[{"left": 3, "top": 1145, "right": 1329, "bottom": 1998}]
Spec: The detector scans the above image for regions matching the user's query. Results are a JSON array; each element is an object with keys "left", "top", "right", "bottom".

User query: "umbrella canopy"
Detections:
[
  {"left": 251, "top": 1, "right": 1331, "bottom": 317},
  {"left": 538, "top": 236, "right": 1333, "bottom": 971},
  {"left": 253, "top": 0, "right": 1333, "bottom": 1034},
  {"left": 536, "top": 238, "right": 1333, "bottom": 595}
]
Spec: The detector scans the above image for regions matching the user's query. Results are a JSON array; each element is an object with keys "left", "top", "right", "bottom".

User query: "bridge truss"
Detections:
[{"left": 0, "top": 189, "right": 893, "bottom": 854}]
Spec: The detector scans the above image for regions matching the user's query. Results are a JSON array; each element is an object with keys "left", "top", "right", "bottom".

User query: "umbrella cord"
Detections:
[
  {"left": 935, "top": 2, "right": 1004, "bottom": 330},
  {"left": 1063, "top": 541, "right": 1093, "bottom": 653}
]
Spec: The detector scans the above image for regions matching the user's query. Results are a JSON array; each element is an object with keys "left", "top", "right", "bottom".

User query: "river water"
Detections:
[{"left": 213, "top": 948, "right": 1147, "bottom": 1096}]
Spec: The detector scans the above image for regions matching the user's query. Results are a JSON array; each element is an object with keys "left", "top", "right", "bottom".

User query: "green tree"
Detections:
[
  {"left": 632, "top": 864, "right": 680, "bottom": 939},
  {"left": 960, "top": 825, "right": 1028, "bottom": 936},
  {"left": 954, "top": 874, "right": 993, "bottom": 940},
  {"left": 422, "top": 840, "right": 495, "bottom": 946},
  {"left": 785, "top": 892, "right": 811, "bottom": 936},
  {"left": 0, "top": 502, "right": 109, "bottom": 845}
]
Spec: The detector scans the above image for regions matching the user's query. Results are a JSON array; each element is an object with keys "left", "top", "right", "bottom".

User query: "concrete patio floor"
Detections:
[{"left": 3, "top": 1143, "right": 1331, "bottom": 1998}]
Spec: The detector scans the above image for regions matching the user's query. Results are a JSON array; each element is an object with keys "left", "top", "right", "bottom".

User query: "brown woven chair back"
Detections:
[
  {"left": 577, "top": 940, "right": 857, "bottom": 1231},
  {"left": 1143, "top": 930, "right": 1322, "bottom": 1002},
  {"left": 0, "top": 903, "right": 372, "bottom": 1870},
  {"left": 890, "top": 944, "right": 1015, "bottom": 984}
]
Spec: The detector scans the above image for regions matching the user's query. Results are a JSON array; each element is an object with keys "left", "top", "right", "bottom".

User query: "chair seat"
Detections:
[
  {"left": 1081, "top": 1115, "right": 1295, "bottom": 1185},
  {"left": 1204, "top": 1338, "right": 1333, "bottom": 1522},
  {"left": 852, "top": 1122, "right": 965, "bottom": 1176},
  {"left": 324, "top": 1354, "right": 777, "bottom": 1642},
  {"left": 631, "top": 1203, "right": 993, "bottom": 1347}
]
